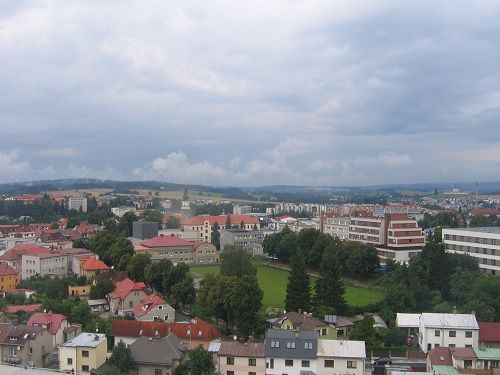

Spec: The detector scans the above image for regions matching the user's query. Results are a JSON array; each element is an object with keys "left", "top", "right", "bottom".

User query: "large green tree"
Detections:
[
  {"left": 109, "top": 236, "right": 135, "bottom": 269},
  {"left": 220, "top": 245, "right": 256, "bottom": 277},
  {"left": 90, "top": 280, "right": 115, "bottom": 299},
  {"left": 145, "top": 259, "right": 173, "bottom": 293},
  {"left": 141, "top": 209, "right": 163, "bottom": 229},
  {"left": 285, "top": 251, "right": 311, "bottom": 312},
  {"left": 128, "top": 253, "right": 152, "bottom": 281},
  {"left": 230, "top": 275, "right": 263, "bottom": 337},
  {"left": 211, "top": 222, "right": 221, "bottom": 250},
  {"left": 313, "top": 245, "right": 346, "bottom": 314},
  {"left": 108, "top": 341, "right": 135, "bottom": 373}
]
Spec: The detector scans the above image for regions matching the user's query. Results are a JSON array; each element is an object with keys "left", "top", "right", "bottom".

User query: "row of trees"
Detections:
[{"left": 263, "top": 228, "right": 380, "bottom": 278}]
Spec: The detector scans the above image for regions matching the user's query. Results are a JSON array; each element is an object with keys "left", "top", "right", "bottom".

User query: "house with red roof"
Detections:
[
  {"left": 74, "top": 255, "right": 110, "bottom": 278},
  {"left": 133, "top": 294, "right": 175, "bottom": 322},
  {"left": 134, "top": 234, "right": 218, "bottom": 265},
  {"left": 0, "top": 244, "right": 51, "bottom": 274},
  {"left": 181, "top": 214, "right": 260, "bottom": 243},
  {"left": 110, "top": 318, "right": 221, "bottom": 349},
  {"left": 27, "top": 312, "right": 81, "bottom": 348},
  {"left": 479, "top": 322, "right": 500, "bottom": 348},
  {"left": 108, "top": 278, "right": 148, "bottom": 315},
  {"left": 4, "top": 303, "right": 43, "bottom": 314}
]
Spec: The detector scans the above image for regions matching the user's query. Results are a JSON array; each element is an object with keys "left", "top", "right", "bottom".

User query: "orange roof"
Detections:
[
  {"left": 27, "top": 312, "right": 67, "bottom": 335},
  {"left": 108, "top": 278, "right": 146, "bottom": 300},
  {"left": 133, "top": 294, "right": 167, "bottom": 317},
  {"left": 0, "top": 245, "right": 50, "bottom": 261},
  {"left": 0, "top": 263, "right": 18, "bottom": 277},
  {"left": 141, "top": 234, "right": 193, "bottom": 248},
  {"left": 181, "top": 214, "right": 259, "bottom": 226},
  {"left": 80, "top": 256, "right": 110, "bottom": 271},
  {"left": 4, "top": 304, "right": 43, "bottom": 314}
]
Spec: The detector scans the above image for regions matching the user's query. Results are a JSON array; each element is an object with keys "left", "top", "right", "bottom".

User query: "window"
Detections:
[
  {"left": 227, "top": 372, "right": 234, "bottom": 375},
  {"left": 324, "top": 360, "right": 335, "bottom": 368},
  {"left": 491, "top": 361, "right": 499, "bottom": 368},
  {"left": 466, "top": 345, "right": 473, "bottom": 348},
  {"left": 270, "top": 358, "right": 274, "bottom": 369},
  {"left": 249, "top": 372, "right": 256, "bottom": 375},
  {"left": 227, "top": 357, "right": 234, "bottom": 365},
  {"left": 67, "top": 358, "right": 73, "bottom": 365},
  {"left": 285, "top": 359, "right": 293, "bottom": 367},
  {"left": 248, "top": 358, "right": 256, "bottom": 366},
  {"left": 129, "top": 301, "right": 133, "bottom": 308},
  {"left": 449, "top": 344, "right": 455, "bottom": 348},
  {"left": 449, "top": 331, "right": 456, "bottom": 337},
  {"left": 29, "top": 348, "right": 33, "bottom": 354},
  {"left": 347, "top": 361, "right": 357, "bottom": 369},
  {"left": 435, "top": 344, "right": 440, "bottom": 348},
  {"left": 435, "top": 330, "right": 441, "bottom": 337},
  {"left": 82, "top": 350, "right": 89, "bottom": 358},
  {"left": 464, "top": 360, "right": 473, "bottom": 368},
  {"left": 155, "top": 369, "right": 163, "bottom": 375},
  {"left": 82, "top": 365, "right": 89, "bottom": 372},
  {"left": 164, "top": 315, "right": 169, "bottom": 321},
  {"left": 321, "top": 328, "right": 327, "bottom": 336},
  {"left": 302, "top": 360, "right": 310, "bottom": 368},
  {"left": 158, "top": 305, "right": 163, "bottom": 310},
  {"left": 465, "top": 331, "right": 473, "bottom": 338},
  {"left": 270, "top": 341, "right": 275, "bottom": 348}
]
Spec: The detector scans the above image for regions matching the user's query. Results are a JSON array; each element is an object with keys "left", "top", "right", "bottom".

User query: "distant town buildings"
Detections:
[
  {"left": 68, "top": 197, "right": 88, "bottom": 213},
  {"left": 132, "top": 220, "right": 159, "bottom": 240}
]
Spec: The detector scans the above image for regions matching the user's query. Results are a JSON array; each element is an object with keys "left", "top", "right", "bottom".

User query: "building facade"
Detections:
[
  {"left": 181, "top": 215, "right": 260, "bottom": 243},
  {"left": 443, "top": 227, "right": 500, "bottom": 276},
  {"left": 59, "top": 333, "right": 107, "bottom": 375},
  {"left": 68, "top": 197, "right": 88, "bottom": 213},
  {"left": 220, "top": 229, "right": 268, "bottom": 255}
]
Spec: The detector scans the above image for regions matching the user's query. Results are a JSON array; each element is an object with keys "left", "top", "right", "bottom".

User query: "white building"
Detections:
[
  {"left": 316, "top": 339, "right": 366, "bottom": 375},
  {"left": 322, "top": 216, "right": 349, "bottom": 240},
  {"left": 68, "top": 197, "right": 88, "bottom": 213},
  {"left": 21, "top": 252, "right": 68, "bottom": 279},
  {"left": 442, "top": 227, "right": 500, "bottom": 276},
  {"left": 59, "top": 333, "right": 107, "bottom": 375},
  {"left": 418, "top": 313, "right": 479, "bottom": 353},
  {"left": 111, "top": 206, "right": 136, "bottom": 217}
]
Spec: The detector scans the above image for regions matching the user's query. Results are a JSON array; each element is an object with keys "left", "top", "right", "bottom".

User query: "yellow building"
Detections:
[
  {"left": 59, "top": 332, "right": 107, "bottom": 374},
  {"left": 0, "top": 263, "right": 19, "bottom": 291}
]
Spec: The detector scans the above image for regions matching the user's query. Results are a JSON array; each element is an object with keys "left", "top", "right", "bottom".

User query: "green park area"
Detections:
[{"left": 190, "top": 263, "right": 384, "bottom": 311}]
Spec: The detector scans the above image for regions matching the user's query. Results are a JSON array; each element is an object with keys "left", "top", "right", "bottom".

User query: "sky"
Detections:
[{"left": 1, "top": 1, "right": 500, "bottom": 187}]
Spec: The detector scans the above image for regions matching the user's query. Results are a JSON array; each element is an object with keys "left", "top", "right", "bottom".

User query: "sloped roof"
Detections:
[
  {"left": 108, "top": 278, "right": 146, "bottom": 300},
  {"left": 420, "top": 313, "right": 478, "bottom": 330},
  {"left": 0, "top": 245, "right": 50, "bottom": 261},
  {"left": 264, "top": 329, "right": 318, "bottom": 359},
  {"left": 80, "top": 256, "right": 110, "bottom": 271},
  {"left": 474, "top": 348, "right": 500, "bottom": 360},
  {"left": 450, "top": 347, "right": 476, "bottom": 360},
  {"left": 218, "top": 341, "right": 264, "bottom": 358},
  {"left": 428, "top": 347, "right": 453, "bottom": 366},
  {"left": 133, "top": 294, "right": 168, "bottom": 318},
  {"left": 479, "top": 322, "right": 500, "bottom": 343},
  {"left": 396, "top": 313, "right": 421, "bottom": 328},
  {"left": 26, "top": 312, "right": 67, "bottom": 335},
  {"left": 1, "top": 324, "right": 44, "bottom": 346},
  {"left": 182, "top": 214, "right": 259, "bottom": 226},
  {"left": 130, "top": 334, "right": 187, "bottom": 366},
  {"left": 279, "top": 312, "right": 325, "bottom": 330},
  {"left": 4, "top": 304, "right": 43, "bottom": 314},
  {"left": 317, "top": 339, "right": 366, "bottom": 358},
  {"left": 0, "top": 263, "right": 18, "bottom": 276},
  {"left": 140, "top": 234, "right": 193, "bottom": 248}
]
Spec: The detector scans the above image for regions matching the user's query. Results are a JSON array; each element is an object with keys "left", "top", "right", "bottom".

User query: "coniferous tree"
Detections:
[
  {"left": 285, "top": 250, "right": 311, "bottom": 312},
  {"left": 313, "top": 245, "right": 346, "bottom": 314}
]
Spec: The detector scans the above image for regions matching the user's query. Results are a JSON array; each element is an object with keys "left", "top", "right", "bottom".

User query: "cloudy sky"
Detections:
[{"left": 1, "top": 1, "right": 499, "bottom": 186}]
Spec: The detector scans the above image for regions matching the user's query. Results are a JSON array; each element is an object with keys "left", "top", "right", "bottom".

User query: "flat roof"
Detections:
[{"left": 443, "top": 227, "right": 500, "bottom": 234}]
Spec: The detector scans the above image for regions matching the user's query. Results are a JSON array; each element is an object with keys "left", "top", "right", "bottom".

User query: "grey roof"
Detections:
[
  {"left": 63, "top": 333, "right": 106, "bottom": 348},
  {"left": 87, "top": 299, "right": 109, "bottom": 306},
  {"left": 130, "top": 333, "right": 188, "bottom": 366},
  {"left": 265, "top": 329, "right": 318, "bottom": 359},
  {"left": 443, "top": 227, "right": 500, "bottom": 234},
  {"left": 420, "top": 313, "right": 478, "bottom": 330}
]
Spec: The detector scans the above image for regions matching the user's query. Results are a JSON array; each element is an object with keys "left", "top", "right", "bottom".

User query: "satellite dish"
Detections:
[{"left": 233, "top": 335, "right": 237, "bottom": 341}]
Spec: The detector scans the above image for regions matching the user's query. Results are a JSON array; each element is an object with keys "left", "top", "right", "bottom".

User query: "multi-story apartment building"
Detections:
[
  {"left": 181, "top": 215, "right": 260, "bottom": 243},
  {"left": 68, "top": 197, "right": 88, "bottom": 213},
  {"left": 21, "top": 252, "right": 68, "bottom": 279},
  {"left": 134, "top": 234, "right": 219, "bottom": 265},
  {"left": 220, "top": 229, "right": 271, "bottom": 255},
  {"left": 0, "top": 263, "right": 19, "bottom": 290},
  {"left": 320, "top": 215, "right": 350, "bottom": 240},
  {"left": 443, "top": 227, "right": 500, "bottom": 276},
  {"left": 59, "top": 333, "right": 107, "bottom": 375}
]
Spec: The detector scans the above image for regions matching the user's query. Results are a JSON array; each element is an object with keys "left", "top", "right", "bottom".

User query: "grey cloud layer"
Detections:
[{"left": 0, "top": 1, "right": 499, "bottom": 186}]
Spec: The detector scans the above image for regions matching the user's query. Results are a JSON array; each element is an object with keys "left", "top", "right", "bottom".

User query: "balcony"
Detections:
[{"left": 4, "top": 355, "right": 22, "bottom": 364}]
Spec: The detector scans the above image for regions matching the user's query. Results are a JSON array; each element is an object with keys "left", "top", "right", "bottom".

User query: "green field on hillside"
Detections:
[{"left": 190, "top": 264, "right": 384, "bottom": 309}]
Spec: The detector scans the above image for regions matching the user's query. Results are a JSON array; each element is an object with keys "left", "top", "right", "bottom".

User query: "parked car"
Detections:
[{"left": 373, "top": 357, "right": 392, "bottom": 366}]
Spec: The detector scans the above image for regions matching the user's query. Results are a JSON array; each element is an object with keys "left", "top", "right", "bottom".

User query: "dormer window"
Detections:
[{"left": 158, "top": 305, "right": 163, "bottom": 310}]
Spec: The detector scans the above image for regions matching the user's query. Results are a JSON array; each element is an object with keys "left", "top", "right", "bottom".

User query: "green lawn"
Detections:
[{"left": 190, "top": 264, "right": 384, "bottom": 309}]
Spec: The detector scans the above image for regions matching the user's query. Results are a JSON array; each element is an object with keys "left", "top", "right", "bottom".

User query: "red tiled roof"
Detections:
[
  {"left": 181, "top": 215, "right": 259, "bottom": 226},
  {"left": 80, "top": 256, "right": 110, "bottom": 271},
  {"left": 0, "top": 263, "right": 18, "bottom": 277},
  {"left": 428, "top": 347, "right": 453, "bottom": 366},
  {"left": 0, "top": 244, "right": 50, "bottom": 261},
  {"left": 141, "top": 234, "right": 193, "bottom": 248},
  {"left": 27, "top": 312, "right": 67, "bottom": 335},
  {"left": 110, "top": 318, "right": 220, "bottom": 341},
  {"left": 4, "top": 304, "right": 43, "bottom": 314},
  {"left": 133, "top": 294, "right": 167, "bottom": 318},
  {"left": 450, "top": 347, "right": 477, "bottom": 360},
  {"left": 108, "top": 278, "right": 146, "bottom": 300},
  {"left": 479, "top": 322, "right": 500, "bottom": 343}
]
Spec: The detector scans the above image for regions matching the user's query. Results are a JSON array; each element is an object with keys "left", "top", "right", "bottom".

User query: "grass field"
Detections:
[{"left": 190, "top": 264, "right": 384, "bottom": 309}]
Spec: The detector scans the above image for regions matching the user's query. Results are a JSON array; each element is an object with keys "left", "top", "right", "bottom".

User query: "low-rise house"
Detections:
[
  {"left": 110, "top": 319, "right": 221, "bottom": 349},
  {"left": 87, "top": 299, "right": 110, "bottom": 313},
  {"left": 26, "top": 312, "right": 81, "bottom": 348},
  {"left": 130, "top": 333, "right": 188, "bottom": 375},
  {"left": 59, "top": 332, "right": 107, "bottom": 375},
  {"left": 68, "top": 285, "right": 91, "bottom": 297},
  {"left": 419, "top": 313, "right": 479, "bottom": 353},
  {"left": 217, "top": 341, "right": 265, "bottom": 375},
  {"left": 0, "top": 263, "right": 19, "bottom": 291},
  {"left": 316, "top": 339, "right": 366, "bottom": 375},
  {"left": 428, "top": 346, "right": 500, "bottom": 375},
  {"left": 4, "top": 304, "right": 42, "bottom": 315},
  {"left": 396, "top": 313, "right": 421, "bottom": 337},
  {"left": 133, "top": 294, "right": 175, "bottom": 322},
  {"left": 107, "top": 278, "right": 148, "bottom": 315},
  {"left": 76, "top": 256, "right": 110, "bottom": 278},
  {"left": 474, "top": 348, "right": 500, "bottom": 374},
  {"left": 480, "top": 322, "right": 500, "bottom": 348},
  {"left": 264, "top": 329, "right": 318, "bottom": 375},
  {"left": 0, "top": 323, "right": 53, "bottom": 367}
]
